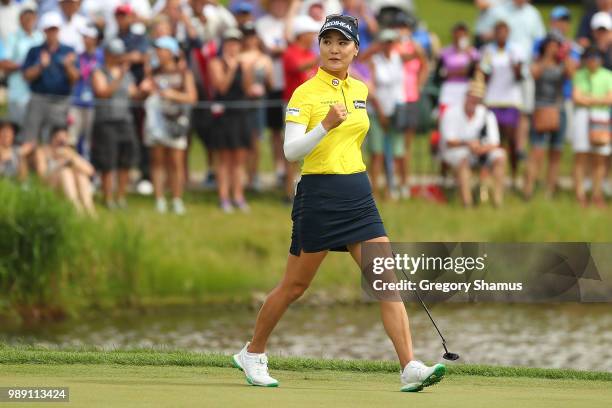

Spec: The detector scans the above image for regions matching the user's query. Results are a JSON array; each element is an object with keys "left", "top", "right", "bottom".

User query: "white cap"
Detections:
[
  {"left": 79, "top": 25, "right": 99, "bottom": 39},
  {"left": 20, "top": 0, "right": 38, "bottom": 14},
  {"left": 293, "top": 15, "right": 321, "bottom": 37},
  {"left": 591, "top": 11, "right": 612, "bottom": 31},
  {"left": 39, "top": 11, "right": 63, "bottom": 31}
]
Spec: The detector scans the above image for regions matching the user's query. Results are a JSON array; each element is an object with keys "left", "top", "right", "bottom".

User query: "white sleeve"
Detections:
[
  {"left": 484, "top": 111, "right": 501, "bottom": 146},
  {"left": 283, "top": 122, "right": 328, "bottom": 162}
]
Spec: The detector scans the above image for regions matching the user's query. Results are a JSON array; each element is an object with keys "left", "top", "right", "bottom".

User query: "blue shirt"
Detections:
[
  {"left": 117, "top": 30, "right": 149, "bottom": 83},
  {"left": 0, "top": 39, "right": 6, "bottom": 60},
  {"left": 73, "top": 48, "right": 104, "bottom": 107},
  {"left": 22, "top": 43, "right": 76, "bottom": 96},
  {"left": 5, "top": 29, "right": 45, "bottom": 103}
]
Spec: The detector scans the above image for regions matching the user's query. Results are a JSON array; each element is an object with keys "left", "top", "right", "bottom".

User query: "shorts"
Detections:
[
  {"left": 367, "top": 114, "right": 405, "bottom": 157},
  {"left": 290, "top": 171, "right": 387, "bottom": 256},
  {"left": 571, "top": 108, "right": 611, "bottom": 156},
  {"left": 490, "top": 107, "right": 520, "bottom": 128},
  {"left": 394, "top": 101, "right": 420, "bottom": 131},
  {"left": 442, "top": 146, "right": 506, "bottom": 169},
  {"left": 266, "top": 90, "right": 285, "bottom": 131},
  {"left": 21, "top": 93, "right": 71, "bottom": 144},
  {"left": 91, "top": 120, "right": 138, "bottom": 172}
]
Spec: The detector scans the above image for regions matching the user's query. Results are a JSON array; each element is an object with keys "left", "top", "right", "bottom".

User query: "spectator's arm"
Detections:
[
  {"left": 573, "top": 86, "right": 593, "bottom": 106},
  {"left": 160, "top": 70, "right": 197, "bottom": 104},
  {"left": 284, "top": 0, "right": 302, "bottom": 42},
  {"left": 65, "top": 148, "right": 95, "bottom": 177},
  {"left": 359, "top": 0, "right": 379, "bottom": 36},
  {"left": 63, "top": 53, "right": 80, "bottom": 85},
  {"left": 23, "top": 49, "right": 46, "bottom": 83},
  {"left": 34, "top": 147, "right": 47, "bottom": 178},
  {"left": 208, "top": 57, "right": 239, "bottom": 95},
  {"left": 416, "top": 44, "right": 430, "bottom": 89},
  {"left": 530, "top": 60, "right": 544, "bottom": 80},
  {"left": 91, "top": 68, "right": 125, "bottom": 98}
]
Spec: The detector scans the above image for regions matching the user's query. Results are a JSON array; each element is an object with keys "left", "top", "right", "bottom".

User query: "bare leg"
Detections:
[
  {"left": 230, "top": 148, "right": 248, "bottom": 203},
  {"left": 592, "top": 153, "right": 607, "bottom": 205},
  {"left": 168, "top": 147, "right": 185, "bottom": 199},
  {"left": 347, "top": 236, "right": 415, "bottom": 368},
  {"left": 546, "top": 149, "right": 562, "bottom": 196},
  {"left": 75, "top": 171, "right": 97, "bottom": 217},
  {"left": 456, "top": 159, "right": 472, "bottom": 207},
  {"left": 117, "top": 169, "right": 130, "bottom": 202},
  {"left": 248, "top": 250, "right": 328, "bottom": 353},
  {"left": 523, "top": 147, "right": 544, "bottom": 198},
  {"left": 58, "top": 168, "right": 84, "bottom": 213},
  {"left": 216, "top": 149, "right": 231, "bottom": 202},
  {"left": 101, "top": 171, "right": 114, "bottom": 204},
  {"left": 574, "top": 153, "right": 588, "bottom": 206},
  {"left": 271, "top": 129, "right": 285, "bottom": 177},
  {"left": 492, "top": 154, "right": 506, "bottom": 207},
  {"left": 150, "top": 145, "right": 165, "bottom": 199}
]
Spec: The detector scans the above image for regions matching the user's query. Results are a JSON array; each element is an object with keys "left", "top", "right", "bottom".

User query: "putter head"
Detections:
[{"left": 443, "top": 352, "right": 460, "bottom": 361}]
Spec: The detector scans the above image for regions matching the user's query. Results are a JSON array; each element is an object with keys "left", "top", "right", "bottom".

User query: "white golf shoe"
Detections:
[
  {"left": 400, "top": 360, "right": 446, "bottom": 392},
  {"left": 232, "top": 342, "right": 279, "bottom": 387}
]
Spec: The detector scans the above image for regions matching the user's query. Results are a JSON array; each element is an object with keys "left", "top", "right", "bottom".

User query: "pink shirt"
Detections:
[{"left": 397, "top": 40, "right": 421, "bottom": 103}]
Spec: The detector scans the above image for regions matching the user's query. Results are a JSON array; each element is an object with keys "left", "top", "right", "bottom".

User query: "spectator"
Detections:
[
  {"left": 395, "top": 14, "right": 429, "bottom": 199},
  {"left": 301, "top": 0, "right": 342, "bottom": 17},
  {"left": 57, "top": 0, "right": 90, "bottom": 54},
  {"left": 35, "top": 126, "right": 96, "bottom": 216},
  {"left": 474, "top": 0, "right": 504, "bottom": 47},
  {"left": 0, "top": 0, "right": 21, "bottom": 43},
  {"left": 571, "top": 47, "right": 612, "bottom": 208},
  {"left": 232, "top": 1, "right": 255, "bottom": 26},
  {"left": 256, "top": 0, "right": 290, "bottom": 187},
  {"left": 523, "top": 35, "right": 572, "bottom": 199},
  {"left": 81, "top": 0, "right": 152, "bottom": 40},
  {"left": 22, "top": 11, "right": 80, "bottom": 145},
  {"left": 0, "top": 119, "right": 34, "bottom": 180},
  {"left": 590, "top": 11, "right": 612, "bottom": 70},
  {"left": 91, "top": 39, "right": 143, "bottom": 209},
  {"left": 4, "top": 4, "right": 44, "bottom": 128},
  {"left": 440, "top": 80, "right": 506, "bottom": 207},
  {"left": 436, "top": 22, "right": 479, "bottom": 109},
  {"left": 208, "top": 28, "right": 252, "bottom": 213},
  {"left": 200, "top": 0, "right": 238, "bottom": 41},
  {"left": 69, "top": 24, "right": 103, "bottom": 157},
  {"left": 142, "top": 36, "right": 197, "bottom": 215},
  {"left": 159, "top": 0, "right": 201, "bottom": 53},
  {"left": 367, "top": 29, "right": 406, "bottom": 200},
  {"left": 341, "top": 0, "right": 378, "bottom": 51},
  {"left": 242, "top": 22, "right": 273, "bottom": 192},
  {"left": 229, "top": 0, "right": 265, "bottom": 18},
  {"left": 576, "top": 0, "right": 612, "bottom": 48},
  {"left": 480, "top": 20, "right": 525, "bottom": 180}
]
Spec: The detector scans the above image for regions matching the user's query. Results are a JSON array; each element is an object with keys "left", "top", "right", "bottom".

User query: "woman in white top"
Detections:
[{"left": 367, "top": 29, "right": 406, "bottom": 199}]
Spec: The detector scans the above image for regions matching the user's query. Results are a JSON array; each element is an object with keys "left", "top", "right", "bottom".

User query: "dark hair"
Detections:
[
  {"left": 538, "top": 35, "right": 560, "bottom": 57},
  {"left": 452, "top": 22, "right": 469, "bottom": 33},
  {"left": 50, "top": 126, "right": 69, "bottom": 138},
  {"left": 582, "top": 46, "right": 602, "bottom": 61}
]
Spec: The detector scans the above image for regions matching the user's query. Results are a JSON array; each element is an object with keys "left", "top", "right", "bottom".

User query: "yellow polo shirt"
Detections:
[{"left": 285, "top": 68, "right": 370, "bottom": 175}]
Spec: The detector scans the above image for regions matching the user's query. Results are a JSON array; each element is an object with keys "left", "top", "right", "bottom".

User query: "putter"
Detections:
[{"left": 394, "top": 255, "right": 460, "bottom": 361}]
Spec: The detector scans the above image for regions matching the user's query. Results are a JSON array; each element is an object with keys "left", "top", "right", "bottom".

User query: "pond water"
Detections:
[{"left": 2, "top": 303, "right": 611, "bottom": 372}]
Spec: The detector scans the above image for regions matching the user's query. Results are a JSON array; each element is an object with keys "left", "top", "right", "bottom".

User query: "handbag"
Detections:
[
  {"left": 588, "top": 109, "right": 611, "bottom": 146},
  {"left": 533, "top": 106, "right": 560, "bottom": 133}
]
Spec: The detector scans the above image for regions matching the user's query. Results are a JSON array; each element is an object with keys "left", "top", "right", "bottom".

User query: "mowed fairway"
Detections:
[{"left": 1, "top": 364, "right": 611, "bottom": 408}]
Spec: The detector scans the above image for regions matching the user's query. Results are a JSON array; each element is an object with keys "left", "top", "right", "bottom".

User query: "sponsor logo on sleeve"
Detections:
[
  {"left": 287, "top": 107, "right": 301, "bottom": 117},
  {"left": 353, "top": 100, "right": 366, "bottom": 109}
]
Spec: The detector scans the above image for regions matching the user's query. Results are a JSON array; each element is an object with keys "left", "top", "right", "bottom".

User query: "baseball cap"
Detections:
[
  {"left": 19, "top": 1, "right": 37, "bottom": 14},
  {"left": 293, "top": 15, "right": 321, "bottom": 37},
  {"left": 232, "top": 2, "right": 254, "bottom": 14},
  {"left": 591, "top": 11, "right": 612, "bottom": 30},
  {"left": 115, "top": 4, "right": 134, "bottom": 15},
  {"left": 378, "top": 28, "right": 399, "bottom": 43},
  {"left": 582, "top": 46, "right": 602, "bottom": 60},
  {"left": 40, "top": 11, "right": 63, "bottom": 30},
  {"left": 79, "top": 24, "right": 99, "bottom": 39},
  {"left": 550, "top": 6, "right": 571, "bottom": 21},
  {"left": 318, "top": 14, "right": 360, "bottom": 46},
  {"left": 240, "top": 21, "right": 257, "bottom": 36},
  {"left": 223, "top": 27, "right": 244, "bottom": 41},
  {"left": 104, "top": 38, "right": 126, "bottom": 55},
  {"left": 154, "top": 36, "right": 180, "bottom": 56}
]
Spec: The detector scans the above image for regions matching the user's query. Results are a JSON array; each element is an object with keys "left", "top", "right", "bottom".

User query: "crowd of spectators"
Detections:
[{"left": 0, "top": 0, "right": 610, "bottom": 214}]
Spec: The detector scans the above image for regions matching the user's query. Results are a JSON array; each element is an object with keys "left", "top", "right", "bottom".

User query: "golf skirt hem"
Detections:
[{"left": 289, "top": 171, "right": 387, "bottom": 256}]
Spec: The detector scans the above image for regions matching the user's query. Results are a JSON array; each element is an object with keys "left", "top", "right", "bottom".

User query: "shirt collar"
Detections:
[{"left": 316, "top": 67, "right": 351, "bottom": 89}]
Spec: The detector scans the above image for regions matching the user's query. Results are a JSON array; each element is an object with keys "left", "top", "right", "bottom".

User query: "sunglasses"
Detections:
[{"left": 324, "top": 14, "right": 359, "bottom": 29}]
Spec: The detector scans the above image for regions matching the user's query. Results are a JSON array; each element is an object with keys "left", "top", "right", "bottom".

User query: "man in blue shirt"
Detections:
[{"left": 21, "top": 11, "right": 79, "bottom": 144}]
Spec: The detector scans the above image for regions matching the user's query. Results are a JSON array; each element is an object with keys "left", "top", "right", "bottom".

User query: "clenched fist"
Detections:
[{"left": 321, "top": 103, "right": 348, "bottom": 131}]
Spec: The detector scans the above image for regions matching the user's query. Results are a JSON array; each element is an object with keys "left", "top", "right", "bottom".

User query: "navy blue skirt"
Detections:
[{"left": 289, "top": 171, "right": 387, "bottom": 256}]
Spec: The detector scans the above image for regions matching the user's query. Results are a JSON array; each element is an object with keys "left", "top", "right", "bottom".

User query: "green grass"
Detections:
[
  {"left": 1, "top": 344, "right": 611, "bottom": 382},
  {"left": 1, "top": 345, "right": 611, "bottom": 407}
]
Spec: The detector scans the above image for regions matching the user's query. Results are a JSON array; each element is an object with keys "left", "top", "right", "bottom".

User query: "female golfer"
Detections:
[{"left": 233, "top": 15, "right": 446, "bottom": 392}]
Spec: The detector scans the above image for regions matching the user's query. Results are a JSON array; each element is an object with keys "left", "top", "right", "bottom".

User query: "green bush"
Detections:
[{"left": 0, "top": 180, "right": 75, "bottom": 306}]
